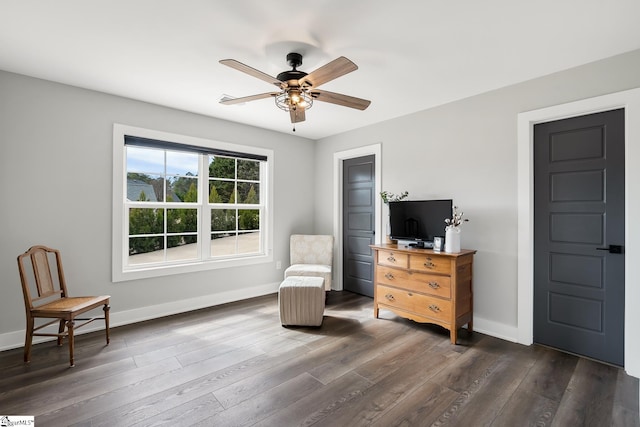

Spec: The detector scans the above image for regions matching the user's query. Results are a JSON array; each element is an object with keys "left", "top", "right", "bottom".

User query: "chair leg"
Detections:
[
  {"left": 24, "top": 317, "right": 34, "bottom": 363},
  {"left": 57, "top": 319, "right": 66, "bottom": 346},
  {"left": 67, "top": 320, "right": 75, "bottom": 367},
  {"left": 104, "top": 304, "right": 111, "bottom": 345}
]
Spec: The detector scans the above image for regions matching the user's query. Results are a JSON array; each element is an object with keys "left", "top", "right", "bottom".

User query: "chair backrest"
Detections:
[
  {"left": 289, "top": 235, "right": 334, "bottom": 266},
  {"left": 17, "top": 245, "right": 68, "bottom": 309}
]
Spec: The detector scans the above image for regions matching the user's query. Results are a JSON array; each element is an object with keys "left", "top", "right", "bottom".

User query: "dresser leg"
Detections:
[
  {"left": 450, "top": 328, "right": 457, "bottom": 345},
  {"left": 468, "top": 319, "right": 473, "bottom": 333},
  {"left": 374, "top": 306, "right": 379, "bottom": 318}
]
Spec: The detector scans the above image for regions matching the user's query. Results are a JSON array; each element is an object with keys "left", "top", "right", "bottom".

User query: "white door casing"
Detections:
[
  {"left": 517, "top": 88, "right": 640, "bottom": 378},
  {"left": 333, "top": 143, "right": 382, "bottom": 291}
]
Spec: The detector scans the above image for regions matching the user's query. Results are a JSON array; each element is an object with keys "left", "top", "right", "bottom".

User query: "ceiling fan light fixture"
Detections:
[{"left": 275, "top": 88, "right": 313, "bottom": 112}]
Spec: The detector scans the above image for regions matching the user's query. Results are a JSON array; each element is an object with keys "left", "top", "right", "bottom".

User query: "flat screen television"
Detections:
[{"left": 389, "top": 199, "right": 452, "bottom": 246}]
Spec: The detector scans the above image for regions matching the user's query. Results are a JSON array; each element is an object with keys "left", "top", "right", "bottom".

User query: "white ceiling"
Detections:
[{"left": 2, "top": 1, "right": 640, "bottom": 140}]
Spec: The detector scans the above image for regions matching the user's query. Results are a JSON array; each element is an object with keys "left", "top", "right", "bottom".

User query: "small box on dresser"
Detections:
[{"left": 370, "top": 244, "right": 476, "bottom": 344}]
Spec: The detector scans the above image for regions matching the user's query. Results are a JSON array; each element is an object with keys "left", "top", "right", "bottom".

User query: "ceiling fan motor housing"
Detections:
[{"left": 277, "top": 52, "right": 308, "bottom": 83}]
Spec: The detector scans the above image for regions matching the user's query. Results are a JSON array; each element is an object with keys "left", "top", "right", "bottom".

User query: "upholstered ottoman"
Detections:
[{"left": 278, "top": 276, "right": 325, "bottom": 326}]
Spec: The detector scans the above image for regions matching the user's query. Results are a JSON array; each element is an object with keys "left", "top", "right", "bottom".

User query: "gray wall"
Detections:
[
  {"left": 314, "top": 49, "right": 640, "bottom": 345},
  {"left": 0, "top": 71, "right": 315, "bottom": 348},
  {"left": 2, "top": 48, "right": 640, "bottom": 377}
]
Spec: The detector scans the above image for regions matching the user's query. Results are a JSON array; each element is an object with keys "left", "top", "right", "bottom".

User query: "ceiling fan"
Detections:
[{"left": 219, "top": 52, "right": 371, "bottom": 128}]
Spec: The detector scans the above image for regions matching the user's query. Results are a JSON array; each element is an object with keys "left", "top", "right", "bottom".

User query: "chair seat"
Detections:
[
  {"left": 284, "top": 264, "right": 332, "bottom": 290},
  {"left": 31, "top": 296, "right": 110, "bottom": 318}
]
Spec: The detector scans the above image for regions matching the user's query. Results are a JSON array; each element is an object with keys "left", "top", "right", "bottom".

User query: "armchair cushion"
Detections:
[
  {"left": 285, "top": 264, "right": 332, "bottom": 291},
  {"left": 286, "top": 234, "right": 334, "bottom": 291},
  {"left": 290, "top": 235, "right": 333, "bottom": 265}
]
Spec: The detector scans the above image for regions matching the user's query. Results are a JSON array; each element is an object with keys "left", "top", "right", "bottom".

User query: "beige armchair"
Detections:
[{"left": 284, "top": 234, "right": 334, "bottom": 291}]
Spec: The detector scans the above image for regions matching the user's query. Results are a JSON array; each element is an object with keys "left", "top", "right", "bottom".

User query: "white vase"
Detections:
[
  {"left": 444, "top": 227, "right": 461, "bottom": 253},
  {"left": 385, "top": 214, "right": 393, "bottom": 243}
]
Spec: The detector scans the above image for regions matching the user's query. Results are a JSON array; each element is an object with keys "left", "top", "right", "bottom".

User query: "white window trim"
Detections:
[{"left": 112, "top": 124, "right": 274, "bottom": 282}]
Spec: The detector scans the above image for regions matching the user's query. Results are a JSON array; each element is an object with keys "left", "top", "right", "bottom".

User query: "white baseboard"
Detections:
[
  {"left": 472, "top": 315, "right": 520, "bottom": 344},
  {"left": 1, "top": 288, "right": 525, "bottom": 353},
  {"left": 0, "top": 281, "right": 280, "bottom": 352}
]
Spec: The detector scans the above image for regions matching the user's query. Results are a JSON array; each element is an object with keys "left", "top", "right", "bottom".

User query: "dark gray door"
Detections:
[
  {"left": 343, "top": 155, "right": 375, "bottom": 297},
  {"left": 534, "top": 108, "right": 625, "bottom": 366}
]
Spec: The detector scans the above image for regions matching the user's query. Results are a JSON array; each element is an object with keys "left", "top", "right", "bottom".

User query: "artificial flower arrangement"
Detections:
[{"left": 444, "top": 206, "right": 469, "bottom": 230}]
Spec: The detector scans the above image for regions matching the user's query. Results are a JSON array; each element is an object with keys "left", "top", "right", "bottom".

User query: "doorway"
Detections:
[
  {"left": 333, "top": 143, "right": 382, "bottom": 293},
  {"left": 517, "top": 88, "right": 640, "bottom": 377},
  {"left": 342, "top": 155, "right": 376, "bottom": 297},
  {"left": 533, "top": 109, "right": 625, "bottom": 366}
]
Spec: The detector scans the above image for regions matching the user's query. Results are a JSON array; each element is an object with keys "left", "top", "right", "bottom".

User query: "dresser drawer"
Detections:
[
  {"left": 409, "top": 253, "right": 451, "bottom": 274},
  {"left": 377, "top": 250, "right": 409, "bottom": 268},
  {"left": 376, "top": 266, "right": 451, "bottom": 299},
  {"left": 377, "top": 284, "right": 451, "bottom": 322}
]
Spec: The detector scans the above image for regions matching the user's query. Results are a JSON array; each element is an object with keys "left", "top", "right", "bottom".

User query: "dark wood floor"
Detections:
[{"left": 1, "top": 291, "right": 638, "bottom": 426}]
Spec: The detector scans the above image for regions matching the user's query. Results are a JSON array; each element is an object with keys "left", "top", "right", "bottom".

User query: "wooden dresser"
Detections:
[{"left": 371, "top": 244, "right": 476, "bottom": 344}]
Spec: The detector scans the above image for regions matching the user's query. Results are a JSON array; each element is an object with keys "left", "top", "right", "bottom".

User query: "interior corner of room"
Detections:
[{"left": 1, "top": 4, "right": 640, "bottom": 421}]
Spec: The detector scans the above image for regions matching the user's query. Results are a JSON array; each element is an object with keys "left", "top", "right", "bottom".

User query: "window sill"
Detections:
[{"left": 112, "top": 252, "right": 273, "bottom": 282}]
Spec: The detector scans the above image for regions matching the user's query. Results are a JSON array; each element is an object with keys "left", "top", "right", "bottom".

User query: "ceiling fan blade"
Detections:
[
  {"left": 299, "top": 56, "right": 358, "bottom": 88},
  {"left": 219, "top": 59, "right": 282, "bottom": 88},
  {"left": 290, "top": 107, "right": 306, "bottom": 123},
  {"left": 219, "top": 92, "right": 277, "bottom": 105},
  {"left": 311, "top": 89, "right": 371, "bottom": 110}
]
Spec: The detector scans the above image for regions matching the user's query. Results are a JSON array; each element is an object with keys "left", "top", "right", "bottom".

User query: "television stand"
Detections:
[{"left": 370, "top": 244, "right": 476, "bottom": 344}]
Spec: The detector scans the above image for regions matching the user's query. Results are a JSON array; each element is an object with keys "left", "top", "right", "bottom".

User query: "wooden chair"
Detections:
[{"left": 17, "top": 245, "right": 110, "bottom": 367}]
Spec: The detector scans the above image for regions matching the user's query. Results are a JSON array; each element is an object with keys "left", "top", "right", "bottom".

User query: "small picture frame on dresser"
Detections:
[{"left": 433, "top": 236, "right": 443, "bottom": 252}]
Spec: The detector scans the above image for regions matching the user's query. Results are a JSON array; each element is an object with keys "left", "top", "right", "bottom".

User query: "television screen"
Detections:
[{"left": 389, "top": 199, "right": 452, "bottom": 242}]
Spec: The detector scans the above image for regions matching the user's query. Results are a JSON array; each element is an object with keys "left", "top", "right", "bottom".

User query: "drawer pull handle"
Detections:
[
  {"left": 424, "top": 261, "right": 435, "bottom": 269},
  {"left": 384, "top": 272, "right": 394, "bottom": 280},
  {"left": 428, "top": 281, "right": 440, "bottom": 289},
  {"left": 387, "top": 255, "right": 396, "bottom": 262},
  {"left": 428, "top": 304, "right": 441, "bottom": 313},
  {"left": 385, "top": 294, "right": 395, "bottom": 301}
]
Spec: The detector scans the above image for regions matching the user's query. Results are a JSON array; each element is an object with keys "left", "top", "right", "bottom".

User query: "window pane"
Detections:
[
  {"left": 127, "top": 146, "right": 164, "bottom": 174},
  {"left": 166, "top": 150, "right": 198, "bottom": 176},
  {"left": 167, "top": 208, "right": 198, "bottom": 233},
  {"left": 211, "top": 209, "right": 236, "bottom": 232},
  {"left": 128, "top": 237, "right": 164, "bottom": 261},
  {"left": 237, "top": 159, "right": 259, "bottom": 180},
  {"left": 129, "top": 208, "right": 164, "bottom": 235},
  {"left": 209, "top": 231, "right": 260, "bottom": 257},
  {"left": 210, "top": 233, "right": 236, "bottom": 257},
  {"left": 238, "top": 209, "right": 259, "bottom": 230},
  {"left": 167, "top": 237, "right": 198, "bottom": 261},
  {"left": 238, "top": 231, "right": 260, "bottom": 254},
  {"left": 168, "top": 176, "right": 198, "bottom": 203},
  {"left": 127, "top": 173, "right": 164, "bottom": 202},
  {"left": 209, "top": 156, "right": 235, "bottom": 179},
  {"left": 209, "top": 181, "right": 235, "bottom": 204},
  {"left": 237, "top": 182, "right": 259, "bottom": 204}
]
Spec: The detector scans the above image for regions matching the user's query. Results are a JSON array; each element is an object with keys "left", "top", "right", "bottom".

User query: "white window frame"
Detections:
[{"left": 112, "top": 124, "right": 273, "bottom": 282}]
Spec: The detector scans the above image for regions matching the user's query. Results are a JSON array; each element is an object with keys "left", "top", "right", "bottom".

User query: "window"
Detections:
[{"left": 113, "top": 125, "right": 273, "bottom": 281}]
